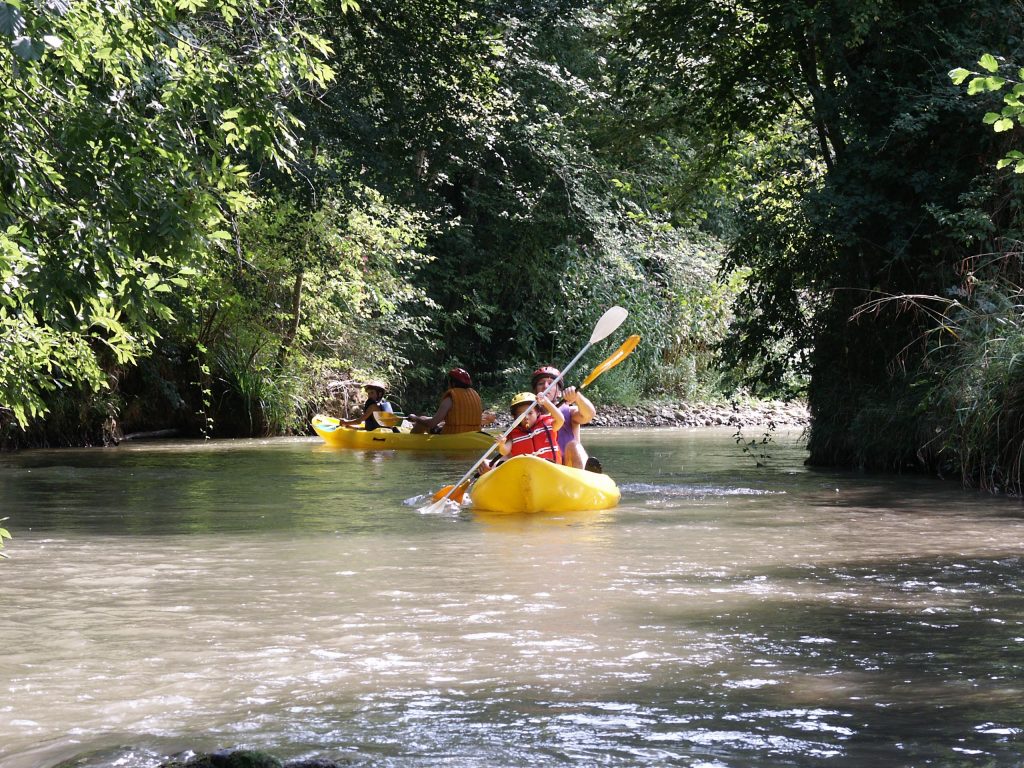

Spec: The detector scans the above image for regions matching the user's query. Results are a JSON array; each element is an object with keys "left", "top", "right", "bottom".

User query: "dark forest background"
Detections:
[{"left": 3, "top": 0, "right": 1024, "bottom": 490}]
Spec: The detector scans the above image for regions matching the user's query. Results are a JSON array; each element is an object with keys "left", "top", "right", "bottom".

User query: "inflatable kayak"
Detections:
[
  {"left": 470, "top": 454, "right": 620, "bottom": 514},
  {"left": 312, "top": 414, "right": 495, "bottom": 451}
]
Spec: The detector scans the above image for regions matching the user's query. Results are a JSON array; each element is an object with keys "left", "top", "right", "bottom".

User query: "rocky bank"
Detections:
[{"left": 490, "top": 399, "right": 808, "bottom": 431}]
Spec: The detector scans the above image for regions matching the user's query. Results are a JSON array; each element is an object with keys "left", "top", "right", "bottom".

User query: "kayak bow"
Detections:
[{"left": 470, "top": 455, "right": 620, "bottom": 514}]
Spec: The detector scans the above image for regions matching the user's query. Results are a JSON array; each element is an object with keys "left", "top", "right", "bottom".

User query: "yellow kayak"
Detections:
[
  {"left": 311, "top": 414, "right": 495, "bottom": 451},
  {"left": 470, "top": 455, "right": 620, "bottom": 514}
]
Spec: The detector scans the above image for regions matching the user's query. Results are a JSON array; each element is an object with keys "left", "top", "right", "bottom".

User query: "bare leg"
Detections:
[{"left": 564, "top": 440, "right": 588, "bottom": 469}]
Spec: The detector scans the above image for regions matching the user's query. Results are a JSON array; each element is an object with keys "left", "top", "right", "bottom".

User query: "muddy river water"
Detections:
[{"left": 1, "top": 428, "right": 1023, "bottom": 767}]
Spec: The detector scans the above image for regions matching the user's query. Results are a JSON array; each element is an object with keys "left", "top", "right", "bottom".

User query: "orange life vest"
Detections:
[
  {"left": 505, "top": 413, "right": 561, "bottom": 464},
  {"left": 441, "top": 387, "right": 483, "bottom": 434}
]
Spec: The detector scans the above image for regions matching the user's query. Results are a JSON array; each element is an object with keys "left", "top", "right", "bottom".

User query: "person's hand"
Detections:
[
  {"left": 536, "top": 393, "right": 551, "bottom": 407},
  {"left": 562, "top": 386, "right": 578, "bottom": 405}
]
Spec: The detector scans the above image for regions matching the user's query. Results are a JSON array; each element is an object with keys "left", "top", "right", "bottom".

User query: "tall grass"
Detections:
[
  {"left": 214, "top": 344, "right": 309, "bottom": 436},
  {"left": 925, "top": 276, "right": 1024, "bottom": 492},
  {"left": 855, "top": 252, "right": 1024, "bottom": 492}
]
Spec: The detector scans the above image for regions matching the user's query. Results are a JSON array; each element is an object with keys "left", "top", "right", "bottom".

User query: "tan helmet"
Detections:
[
  {"left": 363, "top": 380, "right": 387, "bottom": 394},
  {"left": 509, "top": 392, "right": 537, "bottom": 411}
]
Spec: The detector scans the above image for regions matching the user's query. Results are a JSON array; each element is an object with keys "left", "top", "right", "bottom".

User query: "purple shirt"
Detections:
[{"left": 557, "top": 404, "right": 574, "bottom": 456}]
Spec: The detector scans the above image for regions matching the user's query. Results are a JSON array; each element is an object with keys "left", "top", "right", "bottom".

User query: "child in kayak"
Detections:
[
  {"left": 481, "top": 392, "right": 564, "bottom": 473},
  {"left": 338, "top": 381, "right": 396, "bottom": 431}
]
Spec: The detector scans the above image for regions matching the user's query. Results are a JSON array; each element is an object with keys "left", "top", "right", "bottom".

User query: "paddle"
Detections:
[
  {"left": 579, "top": 334, "right": 640, "bottom": 390},
  {"left": 419, "top": 305, "right": 628, "bottom": 514},
  {"left": 435, "top": 334, "right": 641, "bottom": 504},
  {"left": 370, "top": 410, "right": 405, "bottom": 428}
]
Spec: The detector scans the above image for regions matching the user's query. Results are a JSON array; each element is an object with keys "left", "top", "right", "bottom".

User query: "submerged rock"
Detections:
[{"left": 158, "top": 749, "right": 350, "bottom": 768}]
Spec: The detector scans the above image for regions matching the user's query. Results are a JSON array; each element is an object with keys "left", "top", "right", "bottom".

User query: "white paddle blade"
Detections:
[
  {"left": 589, "top": 306, "right": 628, "bottom": 344},
  {"left": 418, "top": 495, "right": 460, "bottom": 515}
]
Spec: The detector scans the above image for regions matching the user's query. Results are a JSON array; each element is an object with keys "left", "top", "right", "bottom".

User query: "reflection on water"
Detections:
[{"left": 1, "top": 429, "right": 1024, "bottom": 767}]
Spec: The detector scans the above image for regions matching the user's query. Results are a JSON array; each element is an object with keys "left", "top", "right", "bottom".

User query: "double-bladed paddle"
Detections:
[{"left": 418, "top": 306, "right": 629, "bottom": 514}]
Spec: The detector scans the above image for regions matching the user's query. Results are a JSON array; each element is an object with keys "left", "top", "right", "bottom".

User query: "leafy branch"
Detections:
[{"left": 950, "top": 53, "right": 1024, "bottom": 172}]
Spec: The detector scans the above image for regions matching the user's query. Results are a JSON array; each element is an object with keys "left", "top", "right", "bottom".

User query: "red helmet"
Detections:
[
  {"left": 448, "top": 367, "right": 472, "bottom": 386},
  {"left": 531, "top": 365, "right": 561, "bottom": 388}
]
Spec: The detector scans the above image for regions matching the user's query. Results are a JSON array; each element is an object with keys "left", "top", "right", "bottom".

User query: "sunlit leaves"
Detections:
[
  {"left": 949, "top": 67, "right": 971, "bottom": 85},
  {"left": 980, "top": 53, "right": 999, "bottom": 72},
  {"left": 952, "top": 52, "right": 1024, "bottom": 172},
  {"left": 966, "top": 75, "right": 1005, "bottom": 94},
  {"left": 1, "top": 0, "right": 337, "bottom": 429},
  {"left": 995, "top": 150, "right": 1024, "bottom": 173}
]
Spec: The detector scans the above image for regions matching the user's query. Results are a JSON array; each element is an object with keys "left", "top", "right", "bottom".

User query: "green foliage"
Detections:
[
  {"left": 0, "top": 0, "right": 336, "bottom": 432},
  {"left": 622, "top": 0, "right": 1024, "bottom": 474},
  {"left": 910, "top": 262, "right": 1024, "bottom": 492},
  {"left": 950, "top": 54, "right": 1024, "bottom": 172},
  {"left": 3, "top": 0, "right": 749, "bottom": 443},
  {"left": 340, "top": 3, "right": 736, "bottom": 404},
  {"left": 177, "top": 185, "right": 436, "bottom": 435}
]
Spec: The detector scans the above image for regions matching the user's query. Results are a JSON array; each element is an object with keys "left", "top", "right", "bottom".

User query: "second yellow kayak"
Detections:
[
  {"left": 312, "top": 414, "right": 495, "bottom": 451},
  {"left": 470, "top": 455, "right": 620, "bottom": 514}
]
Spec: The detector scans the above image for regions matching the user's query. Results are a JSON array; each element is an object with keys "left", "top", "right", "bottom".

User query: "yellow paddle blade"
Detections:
[
  {"left": 580, "top": 334, "right": 640, "bottom": 389},
  {"left": 450, "top": 479, "right": 471, "bottom": 503},
  {"left": 372, "top": 411, "right": 403, "bottom": 427},
  {"left": 431, "top": 479, "right": 471, "bottom": 504},
  {"left": 431, "top": 484, "right": 456, "bottom": 503}
]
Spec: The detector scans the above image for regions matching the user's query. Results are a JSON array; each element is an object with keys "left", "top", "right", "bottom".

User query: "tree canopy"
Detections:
[{"left": 5, "top": 0, "right": 1024, "bottom": 490}]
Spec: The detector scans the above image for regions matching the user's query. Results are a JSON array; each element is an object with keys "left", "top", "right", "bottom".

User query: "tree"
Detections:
[
  {"left": 620, "top": 0, "right": 1024, "bottom": 468},
  {"left": 0, "top": 0, "right": 337, "bottom": 432}
]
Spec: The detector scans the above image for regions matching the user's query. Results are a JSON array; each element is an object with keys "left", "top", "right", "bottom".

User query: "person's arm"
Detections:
[
  {"left": 496, "top": 434, "right": 510, "bottom": 456},
  {"left": 562, "top": 387, "right": 595, "bottom": 425},
  {"left": 338, "top": 401, "right": 380, "bottom": 428},
  {"left": 410, "top": 396, "right": 453, "bottom": 431},
  {"left": 537, "top": 394, "right": 564, "bottom": 431}
]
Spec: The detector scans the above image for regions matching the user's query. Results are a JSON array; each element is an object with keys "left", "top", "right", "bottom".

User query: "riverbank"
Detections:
[
  {"left": 591, "top": 398, "right": 809, "bottom": 429},
  {"left": 489, "top": 398, "right": 809, "bottom": 430}
]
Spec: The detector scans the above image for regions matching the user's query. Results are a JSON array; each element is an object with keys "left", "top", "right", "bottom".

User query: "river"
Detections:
[{"left": 1, "top": 429, "right": 1023, "bottom": 767}]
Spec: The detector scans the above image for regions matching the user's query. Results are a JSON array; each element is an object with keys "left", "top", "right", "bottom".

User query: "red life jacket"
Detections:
[{"left": 506, "top": 413, "right": 562, "bottom": 464}]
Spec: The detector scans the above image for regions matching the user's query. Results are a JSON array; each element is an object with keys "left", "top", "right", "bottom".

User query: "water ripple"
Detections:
[{"left": 622, "top": 482, "right": 787, "bottom": 498}]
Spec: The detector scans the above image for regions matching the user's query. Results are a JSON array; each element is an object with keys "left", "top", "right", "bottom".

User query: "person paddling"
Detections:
[
  {"left": 531, "top": 365, "right": 598, "bottom": 470},
  {"left": 338, "top": 381, "right": 395, "bottom": 431},
  {"left": 409, "top": 367, "right": 485, "bottom": 434}
]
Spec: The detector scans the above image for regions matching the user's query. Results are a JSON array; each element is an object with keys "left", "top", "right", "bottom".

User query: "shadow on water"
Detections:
[{"left": 604, "top": 554, "right": 1024, "bottom": 767}]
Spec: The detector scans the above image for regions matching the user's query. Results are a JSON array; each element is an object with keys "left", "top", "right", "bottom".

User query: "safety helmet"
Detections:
[
  {"left": 363, "top": 380, "right": 387, "bottom": 393},
  {"left": 531, "top": 365, "right": 561, "bottom": 388},
  {"left": 448, "top": 367, "right": 472, "bottom": 386},
  {"left": 509, "top": 392, "right": 537, "bottom": 411}
]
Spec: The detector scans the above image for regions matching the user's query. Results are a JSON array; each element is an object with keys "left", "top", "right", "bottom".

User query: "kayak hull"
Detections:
[
  {"left": 470, "top": 455, "right": 620, "bottom": 514},
  {"left": 312, "top": 414, "right": 494, "bottom": 451}
]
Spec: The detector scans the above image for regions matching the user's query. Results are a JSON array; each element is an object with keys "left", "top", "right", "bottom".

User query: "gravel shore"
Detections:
[{"left": 490, "top": 399, "right": 809, "bottom": 430}]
